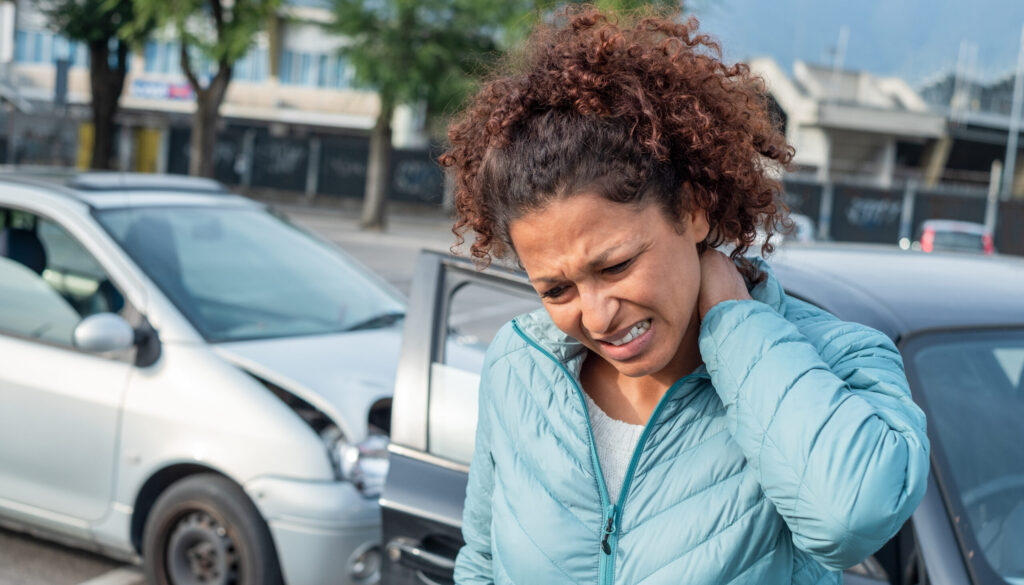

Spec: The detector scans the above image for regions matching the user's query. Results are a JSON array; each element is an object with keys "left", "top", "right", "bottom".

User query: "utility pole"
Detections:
[
  {"left": 951, "top": 40, "right": 968, "bottom": 122},
  {"left": 1002, "top": 23, "right": 1024, "bottom": 199},
  {"left": 829, "top": 25, "right": 850, "bottom": 102}
]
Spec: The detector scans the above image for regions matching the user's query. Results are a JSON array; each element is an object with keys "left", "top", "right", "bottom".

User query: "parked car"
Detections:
[
  {"left": 914, "top": 219, "right": 995, "bottom": 255},
  {"left": 382, "top": 245, "right": 1024, "bottom": 585},
  {"left": 0, "top": 172, "right": 405, "bottom": 585}
]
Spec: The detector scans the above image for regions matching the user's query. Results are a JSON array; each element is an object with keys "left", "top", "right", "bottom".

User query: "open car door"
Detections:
[{"left": 381, "top": 251, "right": 539, "bottom": 585}]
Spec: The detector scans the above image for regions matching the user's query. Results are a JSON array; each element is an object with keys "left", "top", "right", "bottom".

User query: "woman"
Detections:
[{"left": 440, "top": 8, "right": 929, "bottom": 585}]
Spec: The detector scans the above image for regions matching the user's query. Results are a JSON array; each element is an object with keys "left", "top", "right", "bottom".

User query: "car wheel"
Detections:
[{"left": 143, "top": 473, "right": 283, "bottom": 585}]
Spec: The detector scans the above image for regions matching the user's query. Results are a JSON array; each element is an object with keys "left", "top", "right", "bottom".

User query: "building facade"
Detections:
[{"left": 0, "top": 0, "right": 440, "bottom": 203}]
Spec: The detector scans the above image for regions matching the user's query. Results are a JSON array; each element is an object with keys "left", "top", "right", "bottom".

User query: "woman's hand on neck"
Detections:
[{"left": 698, "top": 249, "right": 753, "bottom": 319}]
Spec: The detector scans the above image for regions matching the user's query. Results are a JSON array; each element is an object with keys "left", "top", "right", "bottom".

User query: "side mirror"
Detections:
[{"left": 73, "top": 313, "right": 136, "bottom": 353}]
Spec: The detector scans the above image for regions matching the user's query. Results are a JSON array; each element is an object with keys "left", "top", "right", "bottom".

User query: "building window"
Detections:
[
  {"left": 253, "top": 48, "right": 268, "bottom": 81},
  {"left": 14, "top": 30, "right": 27, "bottom": 62},
  {"left": 52, "top": 37, "right": 67, "bottom": 62},
  {"left": 144, "top": 41, "right": 158, "bottom": 72},
  {"left": 299, "top": 53, "right": 312, "bottom": 85},
  {"left": 236, "top": 51, "right": 252, "bottom": 81},
  {"left": 14, "top": 30, "right": 88, "bottom": 68},
  {"left": 33, "top": 31, "right": 45, "bottom": 63},
  {"left": 234, "top": 47, "right": 268, "bottom": 82},
  {"left": 334, "top": 57, "right": 351, "bottom": 88},
  {"left": 279, "top": 50, "right": 293, "bottom": 84},
  {"left": 74, "top": 43, "right": 88, "bottom": 68},
  {"left": 316, "top": 54, "right": 328, "bottom": 86}
]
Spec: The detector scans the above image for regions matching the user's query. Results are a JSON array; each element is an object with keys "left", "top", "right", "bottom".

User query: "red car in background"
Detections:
[{"left": 915, "top": 219, "right": 996, "bottom": 255}]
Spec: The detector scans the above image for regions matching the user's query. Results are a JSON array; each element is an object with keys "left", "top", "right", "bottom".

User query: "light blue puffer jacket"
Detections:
[{"left": 455, "top": 260, "right": 930, "bottom": 585}]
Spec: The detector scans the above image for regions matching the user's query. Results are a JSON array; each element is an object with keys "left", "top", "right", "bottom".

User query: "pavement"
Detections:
[
  {"left": 0, "top": 527, "right": 141, "bottom": 585},
  {"left": 275, "top": 202, "right": 458, "bottom": 249}
]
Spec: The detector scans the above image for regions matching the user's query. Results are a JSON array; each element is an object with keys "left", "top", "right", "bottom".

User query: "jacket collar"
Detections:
[{"left": 512, "top": 256, "right": 785, "bottom": 365}]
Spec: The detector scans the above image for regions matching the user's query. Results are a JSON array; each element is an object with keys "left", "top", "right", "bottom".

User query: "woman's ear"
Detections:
[{"left": 687, "top": 208, "right": 711, "bottom": 244}]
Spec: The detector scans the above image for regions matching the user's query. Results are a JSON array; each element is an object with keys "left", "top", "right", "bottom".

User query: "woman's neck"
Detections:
[{"left": 581, "top": 343, "right": 702, "bottom": 425}]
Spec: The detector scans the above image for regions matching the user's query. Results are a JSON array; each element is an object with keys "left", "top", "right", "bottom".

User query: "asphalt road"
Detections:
[
  {"left": 0, "top": 527, "right": 139, "bottom": 585},
  {"left": 0, "top": 206, "right": 532, "bottom": 585}
]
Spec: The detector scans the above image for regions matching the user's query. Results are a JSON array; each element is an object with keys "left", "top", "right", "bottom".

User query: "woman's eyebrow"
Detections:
[
  {"left": 529, "top": 241, "right": 643, "bottom": 284},
  {"left": 584, "top": 245, "right": 624, "bottom": 272}
]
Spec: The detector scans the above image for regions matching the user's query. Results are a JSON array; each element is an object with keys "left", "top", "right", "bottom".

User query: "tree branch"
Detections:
[
  {"left": 179, "top": 41, "right": 204, "bottom": 96},
  {"left": 210, "top": 0, "right": 225, "bottom": 38}
]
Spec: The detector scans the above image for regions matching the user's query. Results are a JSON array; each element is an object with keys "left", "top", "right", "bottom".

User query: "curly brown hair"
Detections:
[{"left": 440, "top": 6, "right": 794, "bottom": 281}]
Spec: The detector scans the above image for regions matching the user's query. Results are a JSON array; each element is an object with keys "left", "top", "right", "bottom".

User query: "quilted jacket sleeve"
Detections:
[
  {"left": 453, "top": 336, "right": 506, "bottom": 584},
  {"left": 698, "top": 297, "right": 929, "bottom": 571}
]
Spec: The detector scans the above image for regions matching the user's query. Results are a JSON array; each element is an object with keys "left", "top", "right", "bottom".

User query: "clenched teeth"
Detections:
[{"left": 608, "top": 320, "right": 651, "bottom": 346}]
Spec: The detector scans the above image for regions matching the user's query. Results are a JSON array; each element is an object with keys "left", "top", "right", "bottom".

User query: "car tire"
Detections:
[{"left": 142, "top": 473, "right": 283, "bottom": 585}]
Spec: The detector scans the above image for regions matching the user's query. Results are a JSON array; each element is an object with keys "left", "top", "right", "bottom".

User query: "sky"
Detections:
[{"left": 689, "top": 0, "right": 1024, "bottom": 87}]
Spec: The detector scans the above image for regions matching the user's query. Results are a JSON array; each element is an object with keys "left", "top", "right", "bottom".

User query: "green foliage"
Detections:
[
  {"left": 38, "top": 0, "right": 148, "bottom": 45},
  {"left": 331, "top": 0, "right": 538, "bottom": 118},
  {"left": 331, "top": 0, "right": 693, "bottom": 123},
  {"left": 131, "top": 0, "right": 281, "bottom": 69}
]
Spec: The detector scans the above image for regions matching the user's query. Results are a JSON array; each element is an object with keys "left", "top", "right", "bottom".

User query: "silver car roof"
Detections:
[{"left": 0, "top": 170, "right": 256, "bottom": 210}]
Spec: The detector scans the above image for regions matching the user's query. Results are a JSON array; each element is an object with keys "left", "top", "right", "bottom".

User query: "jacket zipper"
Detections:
[{"left": 512, "top": 322, "right": 708, "bottom": 585}]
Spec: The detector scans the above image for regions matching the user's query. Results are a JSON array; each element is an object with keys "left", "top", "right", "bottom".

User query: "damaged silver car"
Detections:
[{"left": 0, "top": 172, "right": 402, "bottom": 585}]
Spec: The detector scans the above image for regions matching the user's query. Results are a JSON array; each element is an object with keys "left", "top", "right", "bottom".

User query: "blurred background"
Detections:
[
  {"left": 0, "top": 0, "right": 1022, "bottom": 248},
  {"left": 2, "top": 1, "right": 1024, "bottom": 584}
]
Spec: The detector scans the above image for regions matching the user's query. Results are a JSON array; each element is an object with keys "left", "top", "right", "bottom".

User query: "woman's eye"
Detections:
[
  {"left": 541, "top": 285, "right": 567, "bottom": 299},
  {"left": 603, "top": 259, "right": 633, "bottom": 274}
]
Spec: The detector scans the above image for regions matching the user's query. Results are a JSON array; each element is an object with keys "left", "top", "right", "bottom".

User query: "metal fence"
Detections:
[
  {"left": 167, "top": 126, "right": 445, "bottom": 206},
  {"left": 782, "top": 176, "right": 1023, "bottom": 255}
]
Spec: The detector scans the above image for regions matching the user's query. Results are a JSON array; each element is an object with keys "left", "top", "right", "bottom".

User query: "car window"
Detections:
[
  {"left": 932, "top": 230, "right": 984, "bottom": 252},
  {"left": 0, "top": 208, "right": 125, "bottom": 346},
  {"left": 907, "top": 329, "right": 1024, "bottom": 585},
  {"left": 96, "top": 206, "right": 404, "bottom": 342},
  {"left": 427, "top": 281, "right": 540, "bottom": 464}
]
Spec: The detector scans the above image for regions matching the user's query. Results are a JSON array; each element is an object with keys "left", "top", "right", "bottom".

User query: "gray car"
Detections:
[
  {"left": 382, "top": 246, "right": 1024, "bottom": 585},
  {"left": 0, "top": 172, "right": 404, "bottom": 585}
]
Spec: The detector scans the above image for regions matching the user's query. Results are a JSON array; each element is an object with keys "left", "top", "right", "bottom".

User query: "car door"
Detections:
[
  {"left": 382, "top": 251, "right": 539, "bottom": 585},
  {"left": 0, "top": 204, "right": 134, "bottom": 533}
]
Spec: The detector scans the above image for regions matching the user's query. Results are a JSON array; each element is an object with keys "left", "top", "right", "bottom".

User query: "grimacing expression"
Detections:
[{"left": 509, "top": 193, "right": 710, "bottom": 380}]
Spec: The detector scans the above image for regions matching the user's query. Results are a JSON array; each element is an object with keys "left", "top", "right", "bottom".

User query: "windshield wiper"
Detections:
[{"left": 344, "top": 311, "right": 405, "bottom": 332}]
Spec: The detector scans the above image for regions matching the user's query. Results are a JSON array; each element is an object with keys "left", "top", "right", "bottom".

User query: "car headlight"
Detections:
[{"left": 325, "top": 429, "right": 390, "bottom": 498}]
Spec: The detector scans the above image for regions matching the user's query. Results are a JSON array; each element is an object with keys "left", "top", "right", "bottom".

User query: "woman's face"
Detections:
[{"left": 509, "top": 193, "right": 710, "bottom": 381}]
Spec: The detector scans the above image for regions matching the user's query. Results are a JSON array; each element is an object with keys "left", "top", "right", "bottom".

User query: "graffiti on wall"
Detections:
[{"left": 845, "top": 197, "right": 903, "bottom": 228}]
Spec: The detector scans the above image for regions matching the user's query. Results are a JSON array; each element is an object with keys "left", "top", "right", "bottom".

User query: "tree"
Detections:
[
  {"left": 132, "top": 0, "right": 280, "bottom": 177},
  {"left": 332, "top": 0, "right": 531, "bottom": 230},
  {"left": 333, "top": 0, "right": 689, "bottom": 230},
  {"left": 40, "top": 0, "right": 150, "bottom": 170}
]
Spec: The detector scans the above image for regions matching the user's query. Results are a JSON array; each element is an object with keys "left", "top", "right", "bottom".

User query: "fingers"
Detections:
[{"left": 698, "top": 250, "right": 752, "bottom": 318}]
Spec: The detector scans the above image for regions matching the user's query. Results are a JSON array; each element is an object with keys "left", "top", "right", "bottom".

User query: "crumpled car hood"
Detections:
[{"left": 212, "top": 326, "right": 402, "bottom": 441}]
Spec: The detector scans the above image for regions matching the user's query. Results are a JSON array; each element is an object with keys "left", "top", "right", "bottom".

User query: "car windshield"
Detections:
[
  {"left": 95, "top": 205, "right": 404, "bottom": 342},
  {"left": 907, "top": 329, "right": 1024, "bottom": 585},
  {"left": 932, "top": 230, "right": 985, "bottom": 252}
]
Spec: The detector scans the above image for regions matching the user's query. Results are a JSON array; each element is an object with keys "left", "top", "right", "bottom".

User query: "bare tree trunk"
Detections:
[
  {"left": 87, "top": 39, "right": 128, "bottom": 170},
  {"left": 360, "top": 101, "right": 394, "bottom": 230},
  {"left": 183, "top": 51, "right": 232, "bottom": 178}
]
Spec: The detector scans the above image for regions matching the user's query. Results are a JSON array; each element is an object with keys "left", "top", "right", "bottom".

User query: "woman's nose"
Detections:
[{"left": 579, "top": 286, "right": 618, "bottom": 337}]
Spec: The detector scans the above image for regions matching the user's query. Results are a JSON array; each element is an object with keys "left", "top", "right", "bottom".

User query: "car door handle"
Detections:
[{"left": 386, "top": 537, "right": 456, "bottom": 576}]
